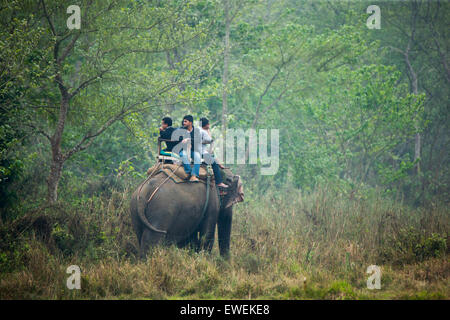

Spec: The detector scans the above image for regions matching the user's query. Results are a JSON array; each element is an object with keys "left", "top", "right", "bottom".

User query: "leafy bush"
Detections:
[
  {"left": 51, "top": 223, "right": 76, "bottom": 256},
  {"left": 379, "top": 227, "right": 447, "bottom": 265}
]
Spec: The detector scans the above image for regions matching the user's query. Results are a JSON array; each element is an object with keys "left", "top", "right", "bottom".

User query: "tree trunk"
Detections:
[
  {"left": 47, "top": 154, "right": 64, "bottom": 203},
  {"left": 47, "top": 94, "right": 69, "bottom": 203},
  {"left": 406, "top": 55, "right": 421, "bottom": 175},
  {"left": 404, "top": 3, "right": 421, "bottom": 175},
  {"left": 221, "top": 0, "right": 230, "bottom": 132}
]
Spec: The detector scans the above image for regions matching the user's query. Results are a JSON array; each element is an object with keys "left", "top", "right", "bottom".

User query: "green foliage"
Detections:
[
  {"left": 0, "top": 186, "right": 448, "bottom": 299},
  {"left": 0, "top": 0, "right": 447, "bottom": 207},
  {"left": 379, "top": 227, "right": 447, "bottom": 265},
  {"left": 51, "top": 223, "right": 75, "bottom": 256},
  {"left": 287, "top": 63, "right": 424, "bottom": 191},
  {"left": 0, "top": 229, "right": 30, "bottom": 273},
  {"left": 0, "top": 0, "right": 448, "bottom": 300},
  {"left": 326, "top": 280, "right": 357, "bottom": 300}
]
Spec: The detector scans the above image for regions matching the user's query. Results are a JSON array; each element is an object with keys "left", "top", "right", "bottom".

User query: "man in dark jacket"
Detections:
[{"left": 159, "top": 117, "right": 177, "bottom": 154}]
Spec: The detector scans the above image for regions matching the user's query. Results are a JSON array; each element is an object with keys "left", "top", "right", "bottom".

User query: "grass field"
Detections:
[{"left": 0, "top": 185, "right": 448, "bottom": 299}]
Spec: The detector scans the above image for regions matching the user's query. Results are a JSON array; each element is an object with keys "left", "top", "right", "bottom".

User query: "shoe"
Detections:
[
  {"left": 189, "top": 175, "right": 200, "bottom": 182},
  {"left": 217, "top": 183, "right": 228, "bottom": 188}
]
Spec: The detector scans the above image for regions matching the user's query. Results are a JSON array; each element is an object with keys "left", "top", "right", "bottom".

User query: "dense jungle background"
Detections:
[{"left": 0, "top": 0, "right": 448, "bottom": 299}]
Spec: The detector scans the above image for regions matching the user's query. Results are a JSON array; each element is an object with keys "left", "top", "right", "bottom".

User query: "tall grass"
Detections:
[{"left": 0, "top": 185, "right": 448, "bottom": 299}]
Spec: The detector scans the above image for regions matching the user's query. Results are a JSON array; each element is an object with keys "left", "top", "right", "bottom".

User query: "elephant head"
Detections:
[{"left": 221, "top": 175, "right": 244, "bottom": 209}]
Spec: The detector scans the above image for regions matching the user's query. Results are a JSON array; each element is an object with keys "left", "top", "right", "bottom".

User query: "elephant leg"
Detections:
[
  {"left": 218, "top": 207, "right": 233, "bottom": 258},
  {"left": 198, "top": 214, "right": 216, "bottom": 253},
  {"left": 177, "top": 231, "right": 199, "bottom": 252},
  {"left": 199, "top": 229, "right": 215, "bottom": 253},
  {"left": 139, "top": 228, "right": 165, "bottom": 259},
  {"left": 130, "top": 201, "right": 142, "bottom": 249},
  {"left": 133, "top": 222, "right": 143, "bottom": 250},
  {"left": 191, "top": 231, "right": 200, "bottom": 252}
]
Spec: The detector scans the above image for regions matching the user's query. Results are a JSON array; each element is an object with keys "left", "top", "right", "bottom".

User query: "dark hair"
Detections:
[
  {"left": 183, "top": 115, "right": 194, "bottom": 123},
  {"left": 200, "top": 117, "right": 209, "bottom": 128},
  {"left": 162, "top": 117, "right": 172, "bottom": 126}
]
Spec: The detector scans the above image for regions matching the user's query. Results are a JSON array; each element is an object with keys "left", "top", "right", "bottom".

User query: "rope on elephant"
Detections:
[
  {"left": 134, "top": 162, "right": 173, "bottom": 235},
  {"left": 134, "top": 164, "right": 182, "bottom": 235},
  {"left": 143, "top": 165, "right": 211, "bottom": 234},
  {"left": 146, "top": 164, "right": 182, "bottom": 204},
  {"left": 138, "top": 161, "right": 162, "bottom": 197},
  {"left": 135, "top": 161, "right": 167, "bottom": 235},
  {"left": 201, "top": 173, "right": 211, "bottom": 219}
]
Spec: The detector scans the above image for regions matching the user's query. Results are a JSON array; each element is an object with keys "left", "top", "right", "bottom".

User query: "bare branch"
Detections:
[
  {"left": 57, "top": 32, "right": 81, "bottom": 65},
  {"left": 386, "top": 45, "right": 405, "bottom": 55},
  {"left": 26, "top": 123, "right": 52, "bottom": 142},
  {"left": 62, "top": 75, "right": 193, "bottom": 161},
  {"left": 316, "top": 49, "right": 345, "bottom": 72},
  {"left": 40, "top": 0, "right": 56, "bottom": 36}
]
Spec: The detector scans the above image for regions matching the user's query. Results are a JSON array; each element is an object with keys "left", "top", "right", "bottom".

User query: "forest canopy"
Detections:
[
  {"left": 0, "top": 0, "right": 448, "bottom": 214},
  {"left": 0, "top": 0, "right": 449, "bottom": 301}
]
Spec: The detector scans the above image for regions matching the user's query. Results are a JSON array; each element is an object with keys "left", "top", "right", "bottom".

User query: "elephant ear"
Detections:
[{"left": 223, "top": 175, "right": 244, "bottom": 209}]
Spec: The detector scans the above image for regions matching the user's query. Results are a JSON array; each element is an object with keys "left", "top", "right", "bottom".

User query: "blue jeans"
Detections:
[
  {"left": 180, "top": 150, "right": 201, "bottom": 177},
  {"left": 203, "top": 153, "right": 223, "bottom": 184}
]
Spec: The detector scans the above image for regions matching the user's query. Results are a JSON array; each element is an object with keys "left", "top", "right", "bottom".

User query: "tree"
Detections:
[
  {"left": 220, "top": 0, "right": 247, "bottom": 131},
  {"left": 379, "top": 0, "right": 449, "bottom": 202},
  {"left": 1, "top": 0, "right": 214, "bottom": 203}
]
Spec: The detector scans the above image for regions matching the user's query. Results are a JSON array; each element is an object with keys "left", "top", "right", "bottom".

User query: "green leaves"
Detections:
[
  {"left": 291, "top": 62, "right": 424, "bottom": 190},
  {"left": 0, "top": 0, "right": 447, "bottom": 205}
]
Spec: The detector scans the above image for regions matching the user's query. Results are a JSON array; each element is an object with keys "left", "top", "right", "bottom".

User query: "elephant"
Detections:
[{"left": 130, "top": 167, "right": 243, "bottom": 258}]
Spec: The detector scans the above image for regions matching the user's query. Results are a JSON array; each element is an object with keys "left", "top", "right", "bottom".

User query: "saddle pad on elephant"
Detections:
[
  {"left": 146, "top": 163, "right": 214, "bottom": 184},
  {"left": 144, "top": 163, "right": 243, "bottom": 205},
  {"left": 146, "top": 163, "right": 238, "bottom": 185}
]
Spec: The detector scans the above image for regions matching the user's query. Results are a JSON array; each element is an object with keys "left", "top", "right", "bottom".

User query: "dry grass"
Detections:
[{"left": 0, "top": 186, "right": 448, "bottom": 299}]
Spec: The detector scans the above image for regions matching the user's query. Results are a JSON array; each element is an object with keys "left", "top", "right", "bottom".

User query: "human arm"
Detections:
[{"left": 201, "top": 129, "right": 213, "bottom": 144}]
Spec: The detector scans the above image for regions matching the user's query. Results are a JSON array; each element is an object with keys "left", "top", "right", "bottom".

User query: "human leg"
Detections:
[
  {"left": 204, "top": 154, "right": 227, "bottom": 187},
  {"left": 180, "top": 150, "right": 192, "bottom": 175},
  {"left": 211, "top": 162, "right": 223, "bottom": 184},
  {"left": 191, "top": 151, "right": 201, "bottom": 177}
]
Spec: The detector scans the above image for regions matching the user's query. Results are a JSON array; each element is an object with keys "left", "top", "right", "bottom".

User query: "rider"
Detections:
[
  {"left": 200, "top": 117, "right": 228, "bottom": 188},
  {"left": 178, "top": 115, "right": 202, "bottom": 183},
  {"left": 159, "top": 117, "right": 177, "bottom": 155}
]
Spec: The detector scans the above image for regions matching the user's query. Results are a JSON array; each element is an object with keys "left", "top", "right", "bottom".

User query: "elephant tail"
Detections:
[{"left": 137, "top": 180, "right": 167, "bottom": 234}]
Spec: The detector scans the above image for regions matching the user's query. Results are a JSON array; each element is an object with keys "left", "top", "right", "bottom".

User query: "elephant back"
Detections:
[{"left": 146, "top": 163, "right": 214, "bottom": 184}]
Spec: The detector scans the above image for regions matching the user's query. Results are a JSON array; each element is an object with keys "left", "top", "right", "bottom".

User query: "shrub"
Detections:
[{"left": 379, "top": 227, "right": 447, "bottom": 265}]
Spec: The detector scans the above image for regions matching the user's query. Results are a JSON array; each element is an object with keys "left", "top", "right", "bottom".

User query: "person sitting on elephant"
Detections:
[
  {"left": 200, "top": 117, "right": 228, "bottom": 188},
  {"left": 159, "top": 117, "right": 177, "bottom": 156},
  {"left": 178, "top": 115, "right": 202, "bottom": 183}
]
